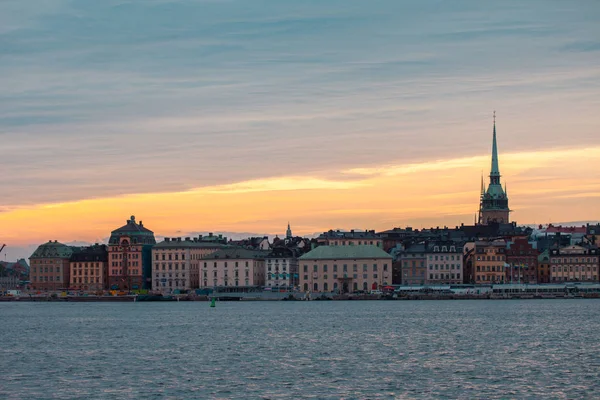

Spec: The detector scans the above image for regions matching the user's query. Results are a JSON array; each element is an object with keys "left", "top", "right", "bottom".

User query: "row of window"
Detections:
[
  {"left": 32, "top": 276, "right": 62, "bottom": 282},
  {"left": 155, "top": 253, "right": 186, "bottom": 261},
  {"left": 476, "top": 255, "right": 506, "bottom": 261},
  {"left": 476, "top": 275, "right": 506, "bottom": 282},
  {"left": 205, "top": 280, "right": 248, "bottom": 287},
  {"left": 429, "top": 264, "right": 460, "bottom": 271},
  {"left": 111, "top": 253, "right": 140, "bottom": 259},
  {"left": 303, "top": 264, "right": 388, "bottom": 273},
  {"left": 111, "top": 261, "right": 140, "bottom": 267},
  {"left": 154, "top": 264, "right": 187, "bottom": 271},
  {"left": 476, "top": 265, "right": 504, "bottom": 272},
  {"left": 71, "top": 277, "right": 101, "bottom": 284},
  {"left": 110, "top": 269, "right": 140, "bottom": 275},
  {"left": 203, "top": 270, "right": 250, "bottom": 278},
  {"left": 71, "top": 262, "right": 102, "bottom": 268},
  {"left": 31, "top": 267, "right": 61, "bottom": 273},
  {"left": 303, "top": 273, "right": 380, "bottom": 280},
  {"left": 428, "top": 255, "right": 460, "bottom": 261},
  {"left": 155, "top": 273, "right": 186, "bottom": 278},
  {"left": 429, "top": 273, "right": 461, "bottom": 280},
  {"left": 551, "top": 257, "right": 598, "bottom": 263},
  {"left": 72, "top": 269, "right": 100, "bottom": 276},
  {"left": 552, "top": 266, "right": 598, "bottom": 273}
]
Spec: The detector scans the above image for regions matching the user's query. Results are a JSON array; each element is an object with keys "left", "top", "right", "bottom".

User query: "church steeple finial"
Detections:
[{"left": 490, "top": 111, "right": 500, "bottom": 178}]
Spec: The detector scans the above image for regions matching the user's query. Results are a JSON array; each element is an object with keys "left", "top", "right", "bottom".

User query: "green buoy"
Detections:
[{"left": 210, "top": 297, "right": 216, "bottom": 307}]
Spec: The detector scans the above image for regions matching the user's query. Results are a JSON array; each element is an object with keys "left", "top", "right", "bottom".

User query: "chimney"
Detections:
[
  {"left": 177, "top": 237, "right": 182, "bottom": 242},
  {"left": 139, "top": 221, "right": 143, "bottom": 227},
  {"left": 185, "top": 237, "right": 191, "bottom": 241},
  {"left": 165, "top": 238, "right": 170, "bottom": 242}
]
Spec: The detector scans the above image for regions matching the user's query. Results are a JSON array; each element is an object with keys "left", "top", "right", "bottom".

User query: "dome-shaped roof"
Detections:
[
  {"left": 108, "top": 215, "right": 156, "bottom": 245},
  {"left": 30, "top": 240, "right": 75, "bottom": 259}
]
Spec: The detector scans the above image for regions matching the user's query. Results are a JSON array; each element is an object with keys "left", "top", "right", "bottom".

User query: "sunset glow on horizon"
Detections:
[{"left": 1, "top": 1, "right": 599, "bottom": 260}]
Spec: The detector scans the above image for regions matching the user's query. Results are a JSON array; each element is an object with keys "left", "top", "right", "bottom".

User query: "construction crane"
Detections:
[{"left": 0, "top": 244, "right": 5, "bottom": 256}]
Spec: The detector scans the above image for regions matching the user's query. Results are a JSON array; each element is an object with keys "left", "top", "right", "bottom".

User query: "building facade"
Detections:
[
  {"left": 298, "top": 245, "right": 392, "bottom": 293},
  {"left": 537, "top": 250, "right": 551, "bottom": 283},
  {"left": 471, "top": 241, "right": 507, "bottom": 284},
  {"left": 69, "top": 244, "right": 108, "bottom": 291},
  {"left": 152, "top": 237, "right": 225, "bottom": 293},
  {"left": 399, "top": 244, "right": 427, "bottom": 285},
  {"left": 479, "top": 114, "right": 510, "bottom": 225},
  {"left": 425, "top": 242, "right": 464, "bottom": 285},
  {"left": 265, "top": 247, "right": 298, "bottom": 289},
  {"left": 200, "top": 248, "right": 268, "bottom": 288},
  {"left": 29, "top": 241, "right": 76, "bottom": 291},
  {"left": 505, "top": 238, "right": 538, "bottom": 284},
  {"left": 549, "top": 245, "right": 599, "bottom": 283},
  {"left": 107, "top": 216, "right": 156, "bottom": 291}
]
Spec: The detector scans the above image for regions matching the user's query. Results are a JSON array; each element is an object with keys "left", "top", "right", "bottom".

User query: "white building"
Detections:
[
  {"left": 152, "top": 237, "right": 226, "bottom": 293},
  {"left": 265, "top": 248, "right": 299, "bottom": 289}
]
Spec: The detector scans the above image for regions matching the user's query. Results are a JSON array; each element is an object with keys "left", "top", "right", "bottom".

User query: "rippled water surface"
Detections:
[{"left": 1, "top": 300, "right": 600, "bottom": 399}]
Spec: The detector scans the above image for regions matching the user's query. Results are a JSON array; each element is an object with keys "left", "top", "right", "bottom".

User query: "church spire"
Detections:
[
  {"left": 490, "top": 111, "right": 500, "bottom": 178},
  {"left": 286, "top": 222, "right": 292, "bottom": 239}
]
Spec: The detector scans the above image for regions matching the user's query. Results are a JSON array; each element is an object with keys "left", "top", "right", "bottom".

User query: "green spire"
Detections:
[{"left": 490, "top": 111, "right": 500, "bottom": 177}]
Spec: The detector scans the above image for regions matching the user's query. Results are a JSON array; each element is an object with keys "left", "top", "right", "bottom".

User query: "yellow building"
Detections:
[{"left": 472, "top": 241, "right": 507, "bottom": 284}]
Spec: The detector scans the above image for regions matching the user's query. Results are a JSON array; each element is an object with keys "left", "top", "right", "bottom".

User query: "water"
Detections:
[{"left": 1, "top": 300, "right": 600, "bottom": 399}]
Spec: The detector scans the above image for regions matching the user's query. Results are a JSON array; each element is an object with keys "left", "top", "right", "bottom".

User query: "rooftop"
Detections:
[
  {"left": 30, "top": 241, "right": 77, "bottom": 259},
  {"left": 202, "top": 248, "right": 270, "bottom": 260},
  {"left": 299, "top": 245, "right": 391, "bottom": 260}
]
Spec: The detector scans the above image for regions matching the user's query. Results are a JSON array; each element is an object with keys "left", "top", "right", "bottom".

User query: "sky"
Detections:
[{"left": 1, "top": 0, "right": 600, "bottom": 259}]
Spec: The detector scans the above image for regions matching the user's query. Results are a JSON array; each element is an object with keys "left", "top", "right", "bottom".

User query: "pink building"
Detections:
[
  {"left": 200, "top": 248, "right": 268, "bottom": 288},
  {"left": 107, "top": 216, "right": 156, "bottom": 291},
  {"left": 298, "top": 245, "right": 392, "bottom": 293},
  {"left": 152, "top": 237, "right": 226, "bottom": 293}
]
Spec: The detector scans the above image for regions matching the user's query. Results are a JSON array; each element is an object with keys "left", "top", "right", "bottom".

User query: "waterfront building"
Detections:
[
  {"left": 200, "top": 248, "right": 268, "bottom": 288},
  {"left": 69, "top": 244, "right": 108, "bottom": 291},
  {"left": 107, "top": 216, "right": 156, "bottom": 291},
  {"left": 537, "top": 250, "right": 551, "bottom": 283},
  {"left": 152, "top": 237, "right": 226, "bottom": 293},
  {"left": 478, "top": 113, "right": 510, "bottom": 225},
  {"left": 298, "top": 245, "right": 392, "bottom": 293},
  {"left": 29, "top": 241, "right": 77, "bottom": 291},
  {"left": 316, "top": 229, "right": 383, "bottom": 248},
  {"left": 549, "top": 245, "right": 599, "bottom": 283},
  {"left": 505, "top": 238, "right": 538, "bottom": 284},
  {"left": 424, "top": 242, "right": 464, "bottom": 285},
  {"left": 399, "top": 244, "right": 427, "bottom": 285},
  {"left": 265, "top": 247, "right": 298, "bottom": 289},
  {"left": 0, "top": 276, "right": 20, "bottom": 290},
  {"left": 470, "top": 241, "right": 507, "bottom": 284}
]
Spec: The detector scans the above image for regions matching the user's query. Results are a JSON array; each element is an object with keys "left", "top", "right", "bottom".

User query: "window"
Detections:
[
  {"left": 303, "top": 265, "right": 308, "bottom": 272},
  {"left": 313, "top": 283, "right": 319, "bottom": 292},
  {"left": 323, "top": 265, "right": 328, "bottom": 272}
]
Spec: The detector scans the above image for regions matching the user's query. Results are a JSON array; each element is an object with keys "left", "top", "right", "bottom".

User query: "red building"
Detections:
[{"left": 505, "top": 238, "right": 539, "bottom": 283}]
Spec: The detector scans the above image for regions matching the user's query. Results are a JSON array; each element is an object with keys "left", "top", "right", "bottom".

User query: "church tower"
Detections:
[
  {"left": 286, "top": 222, "right": 293, "bottom": 239},
  {"left": 479, "top": 112, "right": 510, "bottom": 225}
]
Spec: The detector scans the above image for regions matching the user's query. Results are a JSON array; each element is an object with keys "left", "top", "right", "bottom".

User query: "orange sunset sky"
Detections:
[{"left": 1, "top": 1, "right": 599, "bottom": 259}]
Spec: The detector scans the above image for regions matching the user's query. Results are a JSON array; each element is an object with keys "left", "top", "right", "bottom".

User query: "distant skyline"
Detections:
[{"left": 1, "top": 1, "right": 599, "bottom": 258}]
